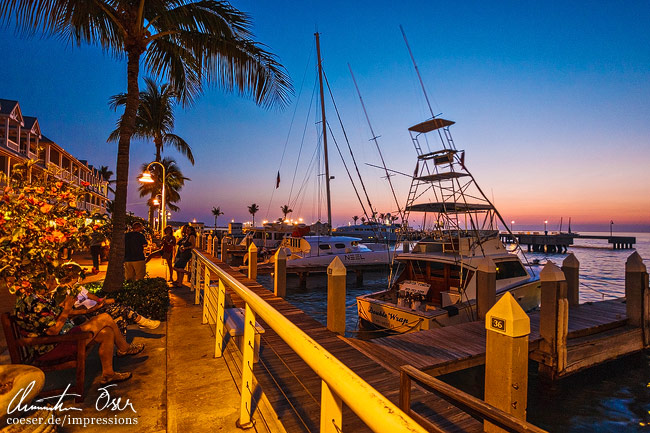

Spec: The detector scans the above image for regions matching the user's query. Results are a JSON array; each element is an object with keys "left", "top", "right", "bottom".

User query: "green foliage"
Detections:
[
  {"left": 90, "top": 278, "right": 169, "bottom": 322},
  {"left": 0, "top": 169, "right": 94, "bottom": 295}
]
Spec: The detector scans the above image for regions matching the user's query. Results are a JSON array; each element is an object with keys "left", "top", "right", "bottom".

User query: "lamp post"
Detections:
[
  {"left": 610, "top": 220, "right": 614, "bottom": 237},
  {"left": 544, "top": 220, "right": 548, "bottom": 235},
  {"left": 138, "top": 161, "right": 166, "bottom": 236},
  {"left": 511, "top": 220, "right": 515, "bottom": 232}
]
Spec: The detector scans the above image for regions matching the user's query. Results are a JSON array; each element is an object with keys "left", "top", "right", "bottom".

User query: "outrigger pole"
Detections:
[{"left": 315, "top": 32, "right": 332, "bottom": 235}]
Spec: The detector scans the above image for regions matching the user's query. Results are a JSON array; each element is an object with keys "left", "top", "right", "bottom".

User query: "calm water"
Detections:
[{"left": 258, "top": 232, "right": 650, "bottom": 432}]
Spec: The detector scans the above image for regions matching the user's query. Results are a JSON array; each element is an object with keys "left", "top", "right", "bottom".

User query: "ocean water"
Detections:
[{"left": 257, "top": 232, "right": 650, "bottom": 432}]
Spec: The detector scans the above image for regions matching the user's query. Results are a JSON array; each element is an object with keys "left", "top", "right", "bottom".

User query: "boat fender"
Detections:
[{"left": 442, "top": 305, "right": 459, "bottom": 317}]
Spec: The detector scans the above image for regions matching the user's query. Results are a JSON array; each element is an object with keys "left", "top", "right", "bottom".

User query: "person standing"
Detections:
[
  {"left": 172, "top": 225, "right": 196, "bottom": 287},
  {"left": 124, "top": 222, "right": 148, "bottom": 281},
  {"left": 146, "top": 226, "right": 176, "bottom": 281},
  {"left": 89, "top": 227, "right": 106, "bottom": 274}
]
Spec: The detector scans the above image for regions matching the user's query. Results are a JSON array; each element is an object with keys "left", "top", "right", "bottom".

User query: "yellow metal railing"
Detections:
[{"left": 190, "top": 249, "right": 427, "bottom": 433}]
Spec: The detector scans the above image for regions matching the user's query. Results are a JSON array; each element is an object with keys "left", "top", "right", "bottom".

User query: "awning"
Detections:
[
  {"left": 408, "top": 118, "right": 455, "bottom": 133},
  {"left": 406, "top": 202, "right": 493, "bottom": 213}
]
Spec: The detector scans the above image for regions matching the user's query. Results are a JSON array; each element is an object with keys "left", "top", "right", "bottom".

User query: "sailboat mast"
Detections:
[{"left": 315, "top": 32, "right": 332, "bottom": 235}]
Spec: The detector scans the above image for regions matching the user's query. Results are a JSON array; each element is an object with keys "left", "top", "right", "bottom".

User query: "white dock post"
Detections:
[
  {"left": 221, "top": 237, "right": 228, "bottom": 263},
  {"left": 625, "top": 252, "right": 649, "bottom": 346},
  {"left": 484, "top": 292, "right": 530, "bottom": 433},
  {"left": 538, "top": 262, "right": 568, "bottom": 380},
  {"left": 274, "top": 247, "right": 287, "bottom": 298},
  {"left": 476, "top": 256, "right": 497, "bottom": 320},
  {"left": 247, "top": 243, "right": 258, "bottom": 281},
  {"left": 327, "top": 257, "right": 347, "bottom": 335},
  {"left": 562, "top": 253, "right": 580, "bottom": 306}
]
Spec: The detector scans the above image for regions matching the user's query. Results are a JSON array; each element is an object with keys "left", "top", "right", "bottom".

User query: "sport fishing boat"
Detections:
[
  {"left": 333, "top": 221, "right": 400, "bottom": 242},
  {"left": 356, "top": 117, "right": 540, "bottom": 333},
  {"left": 240, "top": 221, "right": 306, "bottom": 249}
]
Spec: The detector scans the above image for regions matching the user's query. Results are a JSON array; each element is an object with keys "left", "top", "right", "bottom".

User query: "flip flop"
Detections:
[{"left": 100, "top": 371, "right": 132, "bottom": 386}]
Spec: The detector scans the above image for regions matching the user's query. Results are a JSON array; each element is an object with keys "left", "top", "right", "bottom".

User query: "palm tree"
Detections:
[
  {"left": 2, "top": 1, "right": 292, "bottom": 291},
  {"left": 97, "top": 166, "right": 115, "bottom": 194},
  {"left": 280, "top": 204, "right": 293, "bottom": 221},
  {"left": 138, "top": 157, "right": 190, "bottom": 225},
  {"left": 108, "top": 77, "right": 194, "bottom": 165},
  {"left": 352, "top": 215, "right": 359, "bottom": 225},
  {"left": 211, "top": 206, "right": 224, "bottom": 229},
  {"left": 248, "top": 203, "right": 259, "bottom": 227}
]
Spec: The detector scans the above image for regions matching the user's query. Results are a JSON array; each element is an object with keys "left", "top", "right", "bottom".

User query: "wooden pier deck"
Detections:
[
  {"left": 199, "top": 253, "right": 484, "bottom": 433},
  {"left": 500, "top": 232, "right": 636, "bottom": 251},
  {"left": 347, "top": 298, "right": 634, "bottom": 378}
]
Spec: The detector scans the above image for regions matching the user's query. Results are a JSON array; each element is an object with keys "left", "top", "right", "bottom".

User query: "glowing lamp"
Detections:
[{"left": 138, "top": 170, "right": 154, "bottom": 183}]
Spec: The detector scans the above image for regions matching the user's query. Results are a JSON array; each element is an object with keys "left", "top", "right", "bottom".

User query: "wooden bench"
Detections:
[
  {"left": 224, "top": 308, "right": 265, "bottom": 363},
  {"left": 1, "top": 313, "right": 93, "bottom": 402}
]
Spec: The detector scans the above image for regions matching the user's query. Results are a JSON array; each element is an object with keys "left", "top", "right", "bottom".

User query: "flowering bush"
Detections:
[{"left": 0, "top": 168, "right": 94, "bottom": 295}]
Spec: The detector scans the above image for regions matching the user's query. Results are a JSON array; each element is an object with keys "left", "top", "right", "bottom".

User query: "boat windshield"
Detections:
[{"left": 495, "top": 260, "right": 528, "bottom": 280}]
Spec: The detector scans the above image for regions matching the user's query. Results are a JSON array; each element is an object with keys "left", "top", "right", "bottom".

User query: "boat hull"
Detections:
[{"left": 356, "top": 279, "right": 541, "bottom": 333}]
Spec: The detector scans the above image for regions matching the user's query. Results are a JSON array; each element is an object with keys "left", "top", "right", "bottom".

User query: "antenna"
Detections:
[{"left": 400, "top": 25, "right": 435, "bottom": 119}]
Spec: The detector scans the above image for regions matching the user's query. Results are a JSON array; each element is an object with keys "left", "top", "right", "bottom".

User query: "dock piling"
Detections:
[
  {"left": 247, "top": 243, "right": 258, "bottom": 281},
  {"left": 476, "top": 256, "right": 497, "bottom": 320},
  {"left": 562, "top": 253, "right": 580, "bottom": 307},
  {"left": 221, "top": 237, "right": 228, "bottom": 263},
  {"left": 274, "top": 248, "right": 287, "bottom": 298},
  {"left": 355, "top": 270, "right": 364, "bottom": 287},
  {"left": 538, "top": 262, "right": 569, "bottom": 381},
  {"left": 625, "top": 252, "right": 649, "bottom": 346},
  {"left": 327, "top": 257, "right": 347, "bottom": 335},
  {"left": 484, "top": 292, "right": 530, "bottom": 432}
]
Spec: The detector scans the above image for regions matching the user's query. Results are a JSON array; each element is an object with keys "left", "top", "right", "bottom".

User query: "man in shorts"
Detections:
[{"left": 124, "top": 222, "right": 147, "bottom": 281}]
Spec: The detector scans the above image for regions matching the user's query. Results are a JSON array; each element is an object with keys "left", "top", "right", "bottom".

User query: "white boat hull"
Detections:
[{"left": 356, "top": 279, "right": 540, "bottom": 333}]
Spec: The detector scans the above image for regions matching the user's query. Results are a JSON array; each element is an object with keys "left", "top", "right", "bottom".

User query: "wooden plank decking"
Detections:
[
  {"left": 347, "top": 298, "right": 632, "bottom": 378},
  {"left": 201, "top": 254, "right": 484, "bottom": 433}
]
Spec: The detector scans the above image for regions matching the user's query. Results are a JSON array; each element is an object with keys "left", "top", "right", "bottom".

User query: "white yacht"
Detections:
[
  {"left": 356, "top": 117, "right": 539, "bottom": 333},
  {"left": 333, "top": 222, "right": 400, "bottom": 242}
]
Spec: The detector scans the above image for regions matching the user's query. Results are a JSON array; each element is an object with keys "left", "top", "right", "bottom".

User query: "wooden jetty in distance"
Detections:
[{"left": 500, "top": 231, "right": 636, "bottom": 252}]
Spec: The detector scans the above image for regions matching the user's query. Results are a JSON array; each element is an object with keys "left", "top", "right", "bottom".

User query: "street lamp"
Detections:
[
  {"left": 138, "top": 161, "right": 166, "bottom": 236},
  {"left": 511, "top": 220, "right": 515, "bottom": 232},
  {"left": 544, "top": 220, "right": 548, "bottom": 235}
]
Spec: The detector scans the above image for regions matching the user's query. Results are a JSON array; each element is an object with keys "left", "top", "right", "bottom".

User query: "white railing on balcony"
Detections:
[{"left": 6, "top": 139, "right": 19, "bottom": 153}]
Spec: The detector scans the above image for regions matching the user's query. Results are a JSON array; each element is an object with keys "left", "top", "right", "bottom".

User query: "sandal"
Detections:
[
  {"left": 100, "top": 371, "right": 132, "bottom": 386},
  {"left": 116, "top": 343, "right": 145, "bottom": 357}
]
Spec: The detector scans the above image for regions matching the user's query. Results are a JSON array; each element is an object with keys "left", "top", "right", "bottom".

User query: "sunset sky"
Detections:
[{"left": 1, "top": 1, "right": 648, "bottom": 232}]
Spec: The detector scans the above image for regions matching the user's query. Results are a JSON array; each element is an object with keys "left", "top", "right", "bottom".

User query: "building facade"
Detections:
[{"left": 0, "top": 98, "right": 110, "bottom": 214}]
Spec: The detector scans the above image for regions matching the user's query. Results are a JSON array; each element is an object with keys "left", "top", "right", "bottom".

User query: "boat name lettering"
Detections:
[
  {"left": 387, "top": 313, "right": 409, "bottom": 324},
  {"left": 344, "top": 254, "right": 365, "bottom": 261},
  {"left": 368, "top": 306, "right": 387, "bottom": 319}
]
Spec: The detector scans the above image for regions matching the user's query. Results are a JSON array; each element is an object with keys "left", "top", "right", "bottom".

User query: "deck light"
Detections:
[{"left": 139, "top": 162, "right": 166, "bottom": 236}]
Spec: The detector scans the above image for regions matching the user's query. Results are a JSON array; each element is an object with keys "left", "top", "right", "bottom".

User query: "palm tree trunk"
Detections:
[{"left": 104, "top": 51, "right": 141, "bottom": 292}]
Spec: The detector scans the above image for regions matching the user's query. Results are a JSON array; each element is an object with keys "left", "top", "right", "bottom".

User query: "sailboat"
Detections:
[
  {"left": 355, "top": 116, "right": 541, "bottom": 332},
  {"left": 258, "top": 33, "right": 393, "bottom": 272}
]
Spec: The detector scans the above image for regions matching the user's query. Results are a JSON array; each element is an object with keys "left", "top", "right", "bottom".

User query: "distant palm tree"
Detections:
[
  {"left": 211, "top": 206, "right": 224, "bottom": 229},
  {"left": 1, "top": 1, "right": 292, "bottom": 292},
  {"left": 109, "top": 78, "right": 194, "bottom": 165},
  {"left": 138, "top": 158, "right": 190, "bottom": 225},
  {"left": 280, "top": 204, "right": 293, "bottom": 221},
  {"left": 352, "top": 215, "right": 359, "bottom": 225},
  {"left": 248, "top": 203, "right": 260, "bottom": 227},
  {"left": 97, "top": 166, "right": 115, "bottom": 194},
  {"left": 379, "top": 213, "right": 386, "bottom": 223},
  {"left": 361, "top": 217, "right": 366, "bottom": 223}
]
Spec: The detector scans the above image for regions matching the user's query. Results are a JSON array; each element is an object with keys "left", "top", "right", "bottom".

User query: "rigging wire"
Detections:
[
  {"left": 266, "top": 43, "right": 316, "bottom": 220},
  {"left": 348, "top": 63, "right": 404, "bottom": 221}
]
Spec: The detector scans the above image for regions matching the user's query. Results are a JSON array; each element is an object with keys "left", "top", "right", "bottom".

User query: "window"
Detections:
[
  {"left": 334, "top": 243, "right": 346, "bottom": 249},
  {"left": 495, "top": 261, "right": 527, "bottom": 280},
  {"left": 318, "top": 244, "right": 331, "bottom": 251}
]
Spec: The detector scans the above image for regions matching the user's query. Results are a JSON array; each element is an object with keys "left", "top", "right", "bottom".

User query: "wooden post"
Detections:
[
  {"left": 247, "top": 243, "right": 258, "bottom": 281},
  {"left": 625, "top": 252, "right": 649, "bottom": 346},
  {"left": 484, "top": 292, "right": 530, "bottom": 433},
  {"left": 355, "top": 270, "right": 363, "bottom": 287},
  {"left": 476, "top": 256, "right": 497, "bottom": 320},
  {"left": 237, "top": 304, "right": 256, "bottom": 429},
  {"left": 221, "top": 237, "right": 228, "bottom": 263},
  {"left": 320, "top": 381, "right": 342, "bottom": 433},
  {"left": 403, "top": 241, "right": 410, "bottom": 254},
  {"left": 538, "top": 262, "right": 568, "bottom": 381},
  {"left": 214, "top": 279, "right": 226, "bottom": 358},
  {"left": 299, "top": 272, "right": 307, "bottom": 289},
  {"left": 562, "top": 253, "right": 580, "bottom": 307},
  {"left": 327, "top": 257, "right": 347, "bottom": 335},
  {"left": 274, "top": 248, "right": 287, "bottom": 298}
]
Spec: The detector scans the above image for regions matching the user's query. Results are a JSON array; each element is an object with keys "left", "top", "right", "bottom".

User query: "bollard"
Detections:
[
  {"left": 327, "top": 257, "right": 347, "bottom": 335},
  {"left": 476, "top": 256, "right": 497, "bottom": 320},
  {"left": 538, "top": 262, "right": 568, "bottom": 380},
  {"left": 484, "top": 291, "right": 530, "bottom": 433},
  {"left": 206, "top": 234, "right": 213, "bottom": 254},
  {"left": 247, "top": 243, "right": 258, "bottom": 281},
  {"left": 562, "top": 253, "right": 580, "bottom": 306},
  {"left": 625, "top": 252, "right": 649, "bottom": 346},
  {"left": 274, "top": 248, "right": 287, "bottom": 298},
  {"left": 221, "top": 237, "right": 228, "bottom": 263}
]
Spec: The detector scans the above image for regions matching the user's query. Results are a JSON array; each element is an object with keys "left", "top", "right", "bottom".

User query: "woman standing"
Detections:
[
  {"left": 172, "top": 225, "right": 196, "bottom": 287},
  {"left": 146, "top": 226, "right": 177, "bottom": 281}
]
